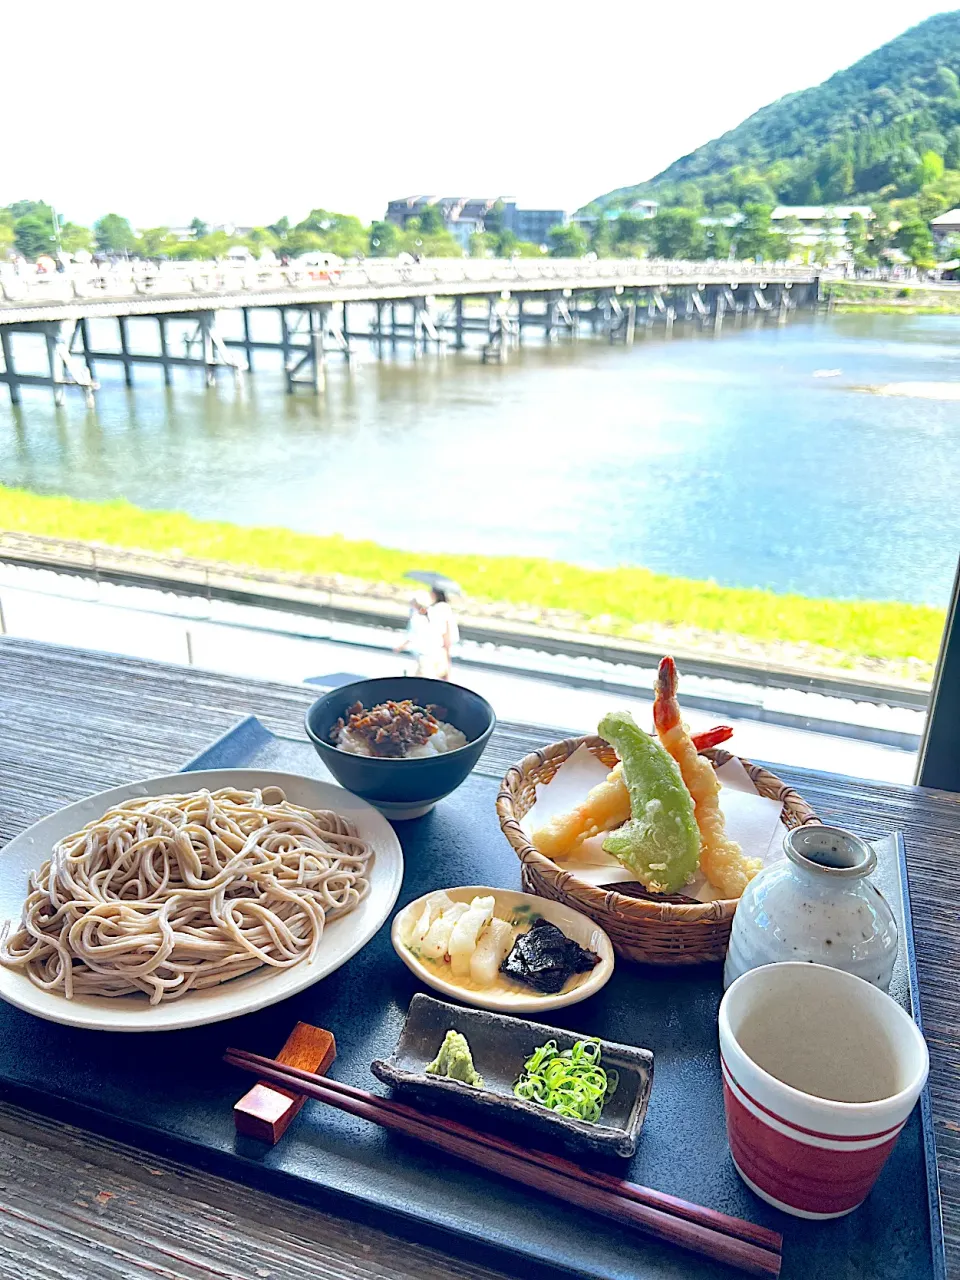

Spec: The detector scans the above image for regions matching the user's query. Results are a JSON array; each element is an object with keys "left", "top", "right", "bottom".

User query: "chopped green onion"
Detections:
[{"left": 513, "top": 1037, "right": 618, "bottom": 1123}]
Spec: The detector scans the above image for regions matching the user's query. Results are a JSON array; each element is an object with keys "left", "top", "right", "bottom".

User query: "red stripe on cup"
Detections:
[
  {"left": 720, "top": 1053, "right": 903, "bottom": 1144},
  {"left": 723, "top": 1080, "right": 900, "bottom": 1215}
]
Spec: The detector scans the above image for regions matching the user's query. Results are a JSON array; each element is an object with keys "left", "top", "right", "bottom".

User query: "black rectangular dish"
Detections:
[
  {"left": 0, "top": 716, "right": 946, "bottom": 1280},
  {"left": 371, "top": 992, "right": 654, "bottom": 1158}
]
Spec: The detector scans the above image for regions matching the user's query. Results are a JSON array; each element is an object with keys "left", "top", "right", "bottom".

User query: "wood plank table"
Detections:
[{"left": 1, "top": 635, "right": 958, "bottom": 1280}]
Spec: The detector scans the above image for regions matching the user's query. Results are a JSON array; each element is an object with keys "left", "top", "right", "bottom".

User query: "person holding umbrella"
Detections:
[
  {"left": 394, "top": 590, "right": 442, "bottom": 678},
  {"left": 404, "top": 572, "right": 461, "bottom": 680},
  {"left": 428, "top": 585, "right": 459, "bottom": 680}
]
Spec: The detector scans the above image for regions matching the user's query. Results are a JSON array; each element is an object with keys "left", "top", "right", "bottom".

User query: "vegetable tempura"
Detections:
[
  {"left": 653, "top": 656, "right": 762, "bottom": 898},
  {"left": 599, "top": 710, "right": 701, "bottom": 894}
]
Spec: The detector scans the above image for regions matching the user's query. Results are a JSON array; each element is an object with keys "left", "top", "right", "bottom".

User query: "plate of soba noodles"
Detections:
[{"left": 0, "top": 770, "right": 404, "bottom": 1032}]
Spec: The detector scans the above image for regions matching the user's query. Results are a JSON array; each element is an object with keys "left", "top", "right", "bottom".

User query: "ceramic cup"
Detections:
[{"left": 719, "top": 962, "right": 929, "bottom": 1219}]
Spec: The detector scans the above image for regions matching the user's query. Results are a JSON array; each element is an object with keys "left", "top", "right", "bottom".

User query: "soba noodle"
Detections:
[{"left": 0, "top": 786, "right": 373, "bottom": 1005}]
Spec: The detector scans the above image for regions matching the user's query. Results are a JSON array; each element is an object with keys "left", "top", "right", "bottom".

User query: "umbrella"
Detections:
[{"left": 405, "top": 570, "right": 461, "bottom": 595}]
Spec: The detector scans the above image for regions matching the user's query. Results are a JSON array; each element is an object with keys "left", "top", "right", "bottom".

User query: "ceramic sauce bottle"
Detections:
[{"left": 724, "top": 825, "right": 898, "bottom": 991}]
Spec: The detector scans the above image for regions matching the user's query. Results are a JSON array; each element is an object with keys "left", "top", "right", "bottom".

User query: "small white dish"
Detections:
[
  {"left": 0, "top": 770, "right": 404, "bottom": 1033},
  {"left": 391, "top": 885, "right": 614, "bottom": 1013}
]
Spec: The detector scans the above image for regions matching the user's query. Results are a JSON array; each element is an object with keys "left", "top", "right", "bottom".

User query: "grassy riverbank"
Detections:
[
  {"left": 826, "top": 282, "right": 960, "bottom": 315},
  {"left": 0, "top": 485, "right": 943, "bottom": 673}
]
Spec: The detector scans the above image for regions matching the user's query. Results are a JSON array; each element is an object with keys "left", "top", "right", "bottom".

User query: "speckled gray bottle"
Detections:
[{"left": 723, "top": 825, "right": 899, "bottom": 991}]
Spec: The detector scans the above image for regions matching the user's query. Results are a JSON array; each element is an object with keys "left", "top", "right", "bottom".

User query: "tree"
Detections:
[
  {"left": 94, "top": 213, "right": 137, "bottom": 255},
  {"left": 844, "top": 212, "right": 871, "bottom": 268},
  {"left": 896, "top": 218, "right": 936, "bottom": 269},
  {"left": 494, "top": 229, "right": 519, "bottom": 257},
  {"left": 911, "top": 150, "right": 945, "bottom": 190},
  {"left": 484, "top": 200, "right": 506, "bottom": 234},
  {"left": 935, "top": 65, "right": 960, "bottom": 98},
  {"left": 946, "top": 127, "right": 960, "bottom": 170},
  {"left": 736, "top": 204, "right": 774, "bottom": 261},
  {"left": 189, "top": 217, "right": 208, "bottom": 239},
  {"left": 768, "top": 214, "right": 801, "bottom": 261},
  {"left": 510, "top": 240, "right": 546, "bottom": 258},
  {"left": 703, "top": 220, "right": 732, "bottom": 260},
  {"left": 60, "top": 222, "right": 93, "bottom": 254},
  {"left": 283, "top": 228, "right": 325, "bottom": 257},
  {"left": 268, "top": 215, "right": 290, "bottom": 242},
  {"left": 294, "top": 209, "right": 368, "bottom": 259},
  {"left": 611, "top": 213, "right": 652, "bottom": 256},
  {"left": 14, "top": 213, "right": 55, "bottom": 259},
  {"left": 137, "top": 226, "right": 178, "bottom": 258},
  {"left": 869, "top": 203, "right": 896, "bottom": 261},
  {"left": 469, "top": 231, "right": 495, "bottom": 258},
  {"left": 651, "top": 208, "right": 705, "bottom": 258},
  {"left": 391, "top": 216, "right": 461, "bottom": 257},
  {"left": 416, "top": 205, "right": 445, "bottom": 235},
  {"left": 244, "top": 227, "right": 280, "bottom": 259},
  {"left": 547, "top": 223, "right": 587, "bottom": 257},
  {"left": 0, "top": 212, "right": 14, "bottom": 257},
  {"left": 368, "top": 220, "right": 400, "bottom": 256},
  {"left": 7, "top": 199, "right": 53, "bottom": 220}
]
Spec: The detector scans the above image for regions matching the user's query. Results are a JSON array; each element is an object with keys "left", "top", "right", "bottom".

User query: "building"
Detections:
[
  {"left": 573, "top": 199, "right": 658, "bottom": 230},
  {"left": 511, "top": 208, "right": 566, "bottom": 243},
  {"left": 931, "top": 208, "right": 960, "bottom": 243},
  {"left": 770, "top": 206, "right": 873, "bottom": 252},
  {"left": 384, "top": 196, "right": 566, "bottom": 249}
]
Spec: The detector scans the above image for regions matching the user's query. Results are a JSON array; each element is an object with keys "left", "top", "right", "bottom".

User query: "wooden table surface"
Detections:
[{"left": 1, "top": 636, "right": 958, "bottom": 1280}]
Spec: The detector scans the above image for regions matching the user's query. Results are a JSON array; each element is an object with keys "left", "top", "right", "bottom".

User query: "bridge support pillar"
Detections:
[
  {"left": 280, "top": 309, "right": 292, "bottom": 387},
  {"left": 199, "top": 313, "right": 217, "bottom": 386},
  {"left": 117, "top": 316, "right": 134, "bottom": 386},
  {"left": 158, "top": 317, "right": 173, "bottom": 386},
  {"left": 45, "top": 332, "right": 65, "bottom": 406},
  {"left": 242, "top": 309, "right": 255, "bottom": 372},
  {"left": 0, "top": 330, "right": 20, "bottom": 405},
  {"left": 624, "top": 300, "right": 636, "bottom": 345}
]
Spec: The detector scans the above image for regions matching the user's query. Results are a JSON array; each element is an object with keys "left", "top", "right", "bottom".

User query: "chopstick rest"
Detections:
[{"left": 233, "top": 1022, "right": 336, "bottom": 1143}]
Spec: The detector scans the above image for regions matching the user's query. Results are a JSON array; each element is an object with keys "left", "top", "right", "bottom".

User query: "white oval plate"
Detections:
[
  {"left": 0, "top": 770, "right": 403, "bottom": 1032},
  {"left": 391, "top": 885, "right": 614, "bottom": 1013}
]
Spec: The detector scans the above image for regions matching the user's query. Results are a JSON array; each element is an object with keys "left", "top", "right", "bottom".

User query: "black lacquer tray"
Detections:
[{"left": 0, "top": 716, "right": 945, "bottom": 1280}]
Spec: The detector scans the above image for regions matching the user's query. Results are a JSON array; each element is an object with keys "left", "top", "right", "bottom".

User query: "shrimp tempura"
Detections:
[
  {"left": 531, "top": 725, "right": 735, "bottom": 862},
  {"left": 653, "top": 657, "right": 761, "bottom": 899},
  {"left": 531, "top": 764, "right": 631, "bottom": 859}
]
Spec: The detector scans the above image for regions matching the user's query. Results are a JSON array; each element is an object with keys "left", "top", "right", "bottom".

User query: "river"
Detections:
[{"left": 1, "top": 310, "right": 958, "bottom": 607}]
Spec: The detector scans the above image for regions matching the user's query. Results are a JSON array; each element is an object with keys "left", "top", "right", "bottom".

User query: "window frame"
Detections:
[{"left": 916, "top": 556, "right": 960, "bottom": 791}]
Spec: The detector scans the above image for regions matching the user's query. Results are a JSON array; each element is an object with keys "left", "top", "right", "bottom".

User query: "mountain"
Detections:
[{"left": 590, "top": 11, "right": 960, "bottom": 212}]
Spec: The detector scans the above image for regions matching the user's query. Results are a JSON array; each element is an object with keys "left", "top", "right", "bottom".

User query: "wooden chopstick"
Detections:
[
  {"left": 224, "top": 1048, "right": 782, "bottom": 1278},
  {"left": 226, "top": 1046, "right": 780, "bottom": 1253}
]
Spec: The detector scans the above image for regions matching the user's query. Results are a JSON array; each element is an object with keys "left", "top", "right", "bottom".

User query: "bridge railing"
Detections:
[{"left": 0, "top": 257, "right": 820, "bottom": 308}]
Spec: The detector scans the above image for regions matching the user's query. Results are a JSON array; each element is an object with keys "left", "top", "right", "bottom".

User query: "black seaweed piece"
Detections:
[{"left": 499, "top": 918, "right": 600, "bottom": 994}]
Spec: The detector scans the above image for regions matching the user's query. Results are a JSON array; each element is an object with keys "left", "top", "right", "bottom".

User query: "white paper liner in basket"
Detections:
[{"left": 518, "top": 745, "right": 787, "bottom": 902}]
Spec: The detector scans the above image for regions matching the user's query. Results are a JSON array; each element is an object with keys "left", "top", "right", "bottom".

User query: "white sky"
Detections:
[{"left": 1, "top": 1, "right": 953, "bottom": 228}]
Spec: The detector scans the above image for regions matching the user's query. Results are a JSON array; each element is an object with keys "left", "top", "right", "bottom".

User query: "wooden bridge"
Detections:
[{"left": 0, "top": 259, "right": 820, "bottom": 406}]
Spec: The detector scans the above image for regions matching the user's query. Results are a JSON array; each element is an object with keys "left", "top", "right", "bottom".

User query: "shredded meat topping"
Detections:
[{"left": 331, "top": 700, "right": 448, "bottom": 758}]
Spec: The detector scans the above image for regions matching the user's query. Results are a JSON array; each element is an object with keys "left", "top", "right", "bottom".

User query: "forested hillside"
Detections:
[{"left": 592, "top": 11, "right": 960, "bottom": 215}]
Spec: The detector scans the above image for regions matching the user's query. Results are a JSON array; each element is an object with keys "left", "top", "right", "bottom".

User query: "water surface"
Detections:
[{"left": 1, "top": 311, "right": 958, "bottom": 606}]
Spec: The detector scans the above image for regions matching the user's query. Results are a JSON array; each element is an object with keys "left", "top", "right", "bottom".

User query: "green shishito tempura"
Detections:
[
  {"left": 425, "top": 1030, "right": 484, "bottom": 1087},
  {"left": 598, "top": 709, "right": 700, "bottom": 894}
]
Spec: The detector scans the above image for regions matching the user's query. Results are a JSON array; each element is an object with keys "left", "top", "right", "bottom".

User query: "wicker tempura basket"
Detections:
[{"left": 496, "top": 735, "right": 820, "bottom": 966}]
